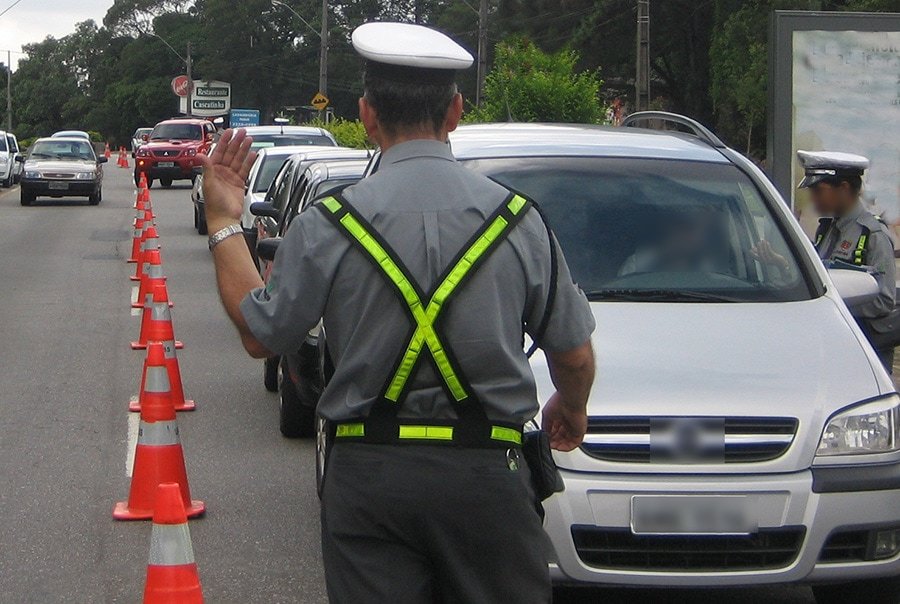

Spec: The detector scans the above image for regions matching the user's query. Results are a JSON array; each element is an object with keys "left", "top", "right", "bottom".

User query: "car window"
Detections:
[
  {"left": 28, "top": 140, "right": 95, "bottom": 161},
  {"left": 464, "top": 157, "right": 812, "bottom": 303},
  {"left": 7, "top": 136, "right": 17, "bottom": 153},
  {"left": 249, "top": 134, "right": 335, "bottom": 149},
  {"left": 253, "top": 155, "right": 292, "bottom": 192},
  {"left": 0, "top": 136, "right": 7, "bottom": 152},
  {"left": 269, "top": 162, "right": 296, "bottom": 215},
  {"left": 150, "top": 123, "right": 202, "bottom": 141}
]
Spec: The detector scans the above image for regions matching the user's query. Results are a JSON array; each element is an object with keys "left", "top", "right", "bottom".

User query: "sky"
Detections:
[{"left": 0, "top": 0, "right": 113, "bottom": 69}]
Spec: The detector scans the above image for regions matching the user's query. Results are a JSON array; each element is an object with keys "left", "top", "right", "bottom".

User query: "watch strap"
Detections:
[{"left": 208, "top": 224, "right": 243, "bottom": 251}]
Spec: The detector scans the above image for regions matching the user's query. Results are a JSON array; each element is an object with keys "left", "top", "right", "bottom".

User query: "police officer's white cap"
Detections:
[
  {"left": 797, "top": 150, "right": 870, "bottom": 189},
  {"left": 352, "top": 23, "right": 474, "bottom": 84}
]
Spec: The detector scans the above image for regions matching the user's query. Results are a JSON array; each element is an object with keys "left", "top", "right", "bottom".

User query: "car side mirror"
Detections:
[
  {"left": 257, "top": 237, "right": 282, "bottom": 262},
  {"left": 250, "top": 201, "right": 280, "bottom": 219},
  {"left": 828, "top": 267, "right": 880, "bottom": 308},
  {"left": 97, "top": 156, "right": 108, "bottom": 164},
  {"left": 15, "top": 155, "right": 25, "bottom": 163},
  {"left": 206, "top": 133, "right": 214, "bottom": 142}
]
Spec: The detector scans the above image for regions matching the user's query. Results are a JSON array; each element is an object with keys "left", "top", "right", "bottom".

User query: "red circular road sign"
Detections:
[{"left": 171, "top": 75, "right": 192, "bottom": 98}]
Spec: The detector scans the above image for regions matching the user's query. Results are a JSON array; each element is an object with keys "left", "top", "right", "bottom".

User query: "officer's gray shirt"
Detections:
[
  {"left": 818, "top": 203, "right": 896, "bottom": 326},
  {"left": 241, "top": 140, "right": 595, "bottom": 424}
]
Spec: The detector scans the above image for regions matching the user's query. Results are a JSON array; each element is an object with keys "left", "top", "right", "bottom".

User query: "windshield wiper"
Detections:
[{"left": 587, "top": 289, "right": 740, "bottom": 303}]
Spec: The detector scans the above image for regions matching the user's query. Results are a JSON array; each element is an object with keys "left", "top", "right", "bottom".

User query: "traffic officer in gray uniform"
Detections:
[
  {"left": 199, "top": 22, "right": 596, "bottom": 604},
  {"left": 799, "top": 150, "right": 897, "bottom": 371}
]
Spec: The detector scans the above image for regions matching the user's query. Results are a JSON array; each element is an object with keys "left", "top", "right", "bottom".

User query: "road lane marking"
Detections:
[{"left": 126, "top": 408, "right": 140, "bottom": 477}]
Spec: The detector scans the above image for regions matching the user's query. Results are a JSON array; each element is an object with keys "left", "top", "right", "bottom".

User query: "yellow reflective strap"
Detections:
[
  {"left": 491, "top": 426, "right": 523, "bottom": 445},
  {"left": 855, "top": 235, "right": 867, "bottom": 265},
  {"left": 336, "top": 423, "right": 366, "bottom": 438},
  {"left": 322, "top": 196, "right": 342, "bottom": 213},
  {"left": 507, "top": 195, "right": 527, "bottom": 215},
  {"left": 398, "top": 425, "right": 455, "bottom": 440}
]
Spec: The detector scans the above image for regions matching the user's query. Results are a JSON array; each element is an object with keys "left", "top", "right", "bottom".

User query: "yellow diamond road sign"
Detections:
[{"left": 311, "top": 92, "right": 329, "bottom": 110}]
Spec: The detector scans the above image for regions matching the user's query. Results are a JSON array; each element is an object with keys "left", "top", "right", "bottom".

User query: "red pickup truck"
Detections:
[{"left": 134, "top": 118, "right": 216, "bottom": 188}]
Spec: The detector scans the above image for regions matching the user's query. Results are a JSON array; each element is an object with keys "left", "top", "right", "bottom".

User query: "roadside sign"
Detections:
[
  {"left": 171, "top": 75, "right": 192, "bottom": 98},
  {"left": 311, "top": 92, "right": 329, "bottom": 111},
  {"left": 230, "top": 109, "right": 260, "bottom": 127},
  {"left": 179, "top": 80, "right": 232, "bottom": 117}
]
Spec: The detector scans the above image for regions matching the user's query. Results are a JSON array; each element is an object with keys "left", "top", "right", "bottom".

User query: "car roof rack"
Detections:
[{"left": 621, "top": 111, "right": 727, "bottom": 149}]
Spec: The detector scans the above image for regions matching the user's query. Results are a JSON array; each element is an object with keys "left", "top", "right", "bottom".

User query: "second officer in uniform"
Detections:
[
  {"left": 799, "top": 150, "right": 897, "bottom": 371},
  {"left": 200, "top": 22, "right": 597, "bottom": 603}
]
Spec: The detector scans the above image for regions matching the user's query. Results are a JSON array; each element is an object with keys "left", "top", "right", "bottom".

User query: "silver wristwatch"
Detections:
[{"left": 208, "top": 224, "right": 243, "bottom": 251}]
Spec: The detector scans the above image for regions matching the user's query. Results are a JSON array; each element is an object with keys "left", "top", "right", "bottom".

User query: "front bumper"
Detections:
[
  {"left": 134, "top": 157, "right": 198, "bottom": 180},
  {"left": 20, "top": 178, "right": 98, "bottom": 196},
  {"left": 546, "top": 467, "right": 900, "bottom": 587}
]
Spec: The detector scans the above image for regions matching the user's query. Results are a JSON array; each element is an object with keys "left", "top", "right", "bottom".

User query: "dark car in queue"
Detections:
[
  {"left": 134, "top": 118, "right": 215, "bottom": 188},
  {"left": 19, "top": 137, "right": 107, "bottom": 206},
  {"left": 252, "top": 159, "right": 370, "bottom": 438}
]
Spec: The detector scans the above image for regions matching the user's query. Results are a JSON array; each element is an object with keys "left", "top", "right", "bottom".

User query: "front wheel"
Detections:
[
  {"left": 263, "top": 356, "right": 280, "bottom": 392},
  {"left": 88, "top": 188, "right": 101, "bottom": 205},
  {"left": 813, "top": 577, "right": 900, "bottom": 604},
  {"left": 2, "top": 173, "right": 12, "bottom": 188},
  {"left": 160, "top": 177, "right": 173, "bottom": 188},
  {"left": 279, "top": 359, "right": 316, "bottom": 438},
  {"left": 20, "top": 188, "right": 35, "bottom": 206}
]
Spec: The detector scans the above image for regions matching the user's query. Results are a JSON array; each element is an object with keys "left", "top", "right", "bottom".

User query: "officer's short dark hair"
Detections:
[
  {"left": 820, "top": 175, "right": 863, "bottom": 195},
  {"left": 363, "top": 70, "right": 457, "bottom": 136}
]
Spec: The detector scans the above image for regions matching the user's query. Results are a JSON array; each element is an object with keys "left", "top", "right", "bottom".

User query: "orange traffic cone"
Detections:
[
  {"left": 104, "top": 143, "right": 111, "bottom": 159},
  {"left": 114, "top": 343, "right": 204, "bottom": 521},
  {"left": 131, "top": 287, "right": 194, "bottom": 413},
  {"left": 139, "top": 172, "right": 149, "bottom": 190},
  {"left": 120, "top": 147, "right": 130, "bottom": 169},
  {"left": 142, "top": 483, "right": 204, "bottom": 603},
  {"left": 132, "top": 260, "right": 182, "bottom": 342},
  {"left": 128, "top": 215, "right": 149, "bottom": 264},
  {"left": 132, "top": 226, "right": 160, "bottom": 282}
]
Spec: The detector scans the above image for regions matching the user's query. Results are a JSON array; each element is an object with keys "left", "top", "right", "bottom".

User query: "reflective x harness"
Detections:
[
  {"left": 317, "top": 192, "right": 532, "bottom": 448},
  {"left": 814, "top": 217, "right": 870, "bottom": 266}
]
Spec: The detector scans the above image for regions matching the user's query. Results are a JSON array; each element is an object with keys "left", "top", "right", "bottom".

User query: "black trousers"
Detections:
[{"left": 320, "top": 443, "right": 552, "bottom": 604}]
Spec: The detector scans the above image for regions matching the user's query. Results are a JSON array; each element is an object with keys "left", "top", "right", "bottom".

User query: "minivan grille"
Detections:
[
  {"left": 819, "top": 530, "right": 870, "bottom": 563},
  {"left": 571, "top": 526, "right": 805, "bottom": 572},
  {"left": 580, "top": 417, "right": 798, "bottom": 464},
  {"left": 152, "top": 149, "right": 180, "bottom": 157}
]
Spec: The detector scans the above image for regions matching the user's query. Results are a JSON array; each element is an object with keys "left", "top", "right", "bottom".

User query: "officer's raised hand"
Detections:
[{"left": 198, "top": 128, "right": 257, "bottom": 233}]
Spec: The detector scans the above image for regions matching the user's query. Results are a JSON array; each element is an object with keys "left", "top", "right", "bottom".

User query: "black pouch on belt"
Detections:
[{"left": 522, "top": 430, "right": 565, "bottom": 501}]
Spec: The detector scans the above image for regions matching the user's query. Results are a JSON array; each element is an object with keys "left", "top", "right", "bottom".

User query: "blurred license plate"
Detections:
[
  {"left": 631, "top": 495, "right": 757, "bottom": 535},
  {"left": 157, "top": 161, "right": 175, "bottom": 168},
  {"left": 48, "top": 181, "right": 68, "bottom": 190}
]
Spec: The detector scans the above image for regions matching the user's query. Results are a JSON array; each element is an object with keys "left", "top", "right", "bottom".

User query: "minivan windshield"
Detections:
[
  {"left": 151, "top": 123, "right": 203, "bottom": 141},
  {"left": 28, "top": 139, "right": 95, "bottom": 161},
  {"left": 464, "top": 157, "right": 812, "bottom": 303}
]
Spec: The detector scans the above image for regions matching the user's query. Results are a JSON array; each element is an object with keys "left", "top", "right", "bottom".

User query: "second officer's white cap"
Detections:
[{"left": 352, "top": 22, "right": 474, "bottom": 84}]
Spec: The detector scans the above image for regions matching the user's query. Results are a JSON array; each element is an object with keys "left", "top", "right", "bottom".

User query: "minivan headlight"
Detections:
[
  {"left": 75, "top": 171, "right": 96, "bottom": 180},
  {"left": 817, "top": 395, "right": 900, "bottom": 456},
  {"left": 24, "top": 170, "right": 41, "bottom": 179}
]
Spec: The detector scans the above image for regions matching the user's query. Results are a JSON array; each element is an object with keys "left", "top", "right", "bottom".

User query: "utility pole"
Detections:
[
  {"left": 476, "top": 0, "right": 488, "bottom": 107},
  {"left": 318, "top": 0, "right": 328, "bottom": 99},
  {"left": 185, "top": 41, "right": 193, "bottom": 117},
  {"left": 6, "top": 50, "right": 11, "bottom": 132},
  {"left": 635, "top": 0, "right": 650, "bottom": 112}
]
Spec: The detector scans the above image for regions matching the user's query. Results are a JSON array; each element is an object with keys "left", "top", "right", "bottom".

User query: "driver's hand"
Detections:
[
  {"left": 750, "top": 240, "right": 790, "bottom": 273},
  {"left": 197, "top": 128, "right": 256, "bottom": 231}
]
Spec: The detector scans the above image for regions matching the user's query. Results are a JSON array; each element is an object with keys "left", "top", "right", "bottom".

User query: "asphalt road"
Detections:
[{"left": 0, "top": 166, "right": 814, "bottom": 603}]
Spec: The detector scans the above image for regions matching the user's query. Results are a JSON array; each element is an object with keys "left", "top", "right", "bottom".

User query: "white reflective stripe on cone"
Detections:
[
  {"left": 151, "top": 302, "right": 170, "bottom": 321},
  {"left": 144, "top": 366, "right": 171, "bottom": 394},
  {"left": 162, "top": 340, "right": 177, "bottom": 359},
  {"left": 146, "top": 263, "right": 164, "bottom": 280},
  {"left": 138, "top": 420, "right": 180, "bottom": 446},
  {"left": 148, "top": 524, "right": 196, "bottom": 566}
]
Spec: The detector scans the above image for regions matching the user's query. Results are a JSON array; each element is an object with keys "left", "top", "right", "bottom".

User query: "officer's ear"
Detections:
[
  {"left": 444, "top": 93, "right": 464, "bottom": 135},
  {"left": 359, "top": 97, "right": 381, "bottom": 145}
]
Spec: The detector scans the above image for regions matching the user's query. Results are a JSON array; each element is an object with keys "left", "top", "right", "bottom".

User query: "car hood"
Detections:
[
  {"left": 26, "top": 159, "right": 97, "bottom": 172},
  {"left": 531, "top": 295, "right": 885, "bottom": 473}
]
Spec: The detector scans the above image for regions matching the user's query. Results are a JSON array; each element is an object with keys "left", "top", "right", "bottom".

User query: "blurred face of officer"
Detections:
[{"left": 809, "top": 180, "right": 856, "bottom": 217}]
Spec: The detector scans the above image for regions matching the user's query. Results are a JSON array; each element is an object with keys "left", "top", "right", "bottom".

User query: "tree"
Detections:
[{"left": 468, "top": 37, "right": 604, "bottom": 123}]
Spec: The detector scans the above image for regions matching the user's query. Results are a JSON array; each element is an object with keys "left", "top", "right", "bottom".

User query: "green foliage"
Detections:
[
  {"left": 467, "top": 37, "right": 604, "bottom": 124},
  {"left": 310, "top": 118, "right": 370, "bottom": 149}
]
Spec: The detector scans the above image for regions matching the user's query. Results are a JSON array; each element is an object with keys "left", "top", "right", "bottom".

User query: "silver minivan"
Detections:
[{"left": 439, "top": 118, "right": 899, "bottom": 603}]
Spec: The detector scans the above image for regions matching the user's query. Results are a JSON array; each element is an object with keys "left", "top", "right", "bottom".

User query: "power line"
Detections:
[{"left": 0, "top": 0, "right": 26, "bottom": 19}]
